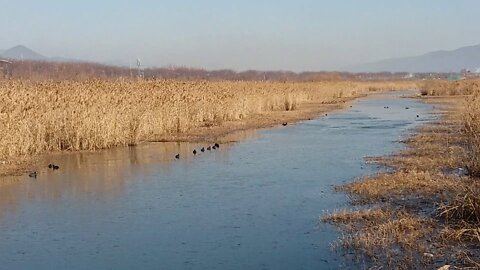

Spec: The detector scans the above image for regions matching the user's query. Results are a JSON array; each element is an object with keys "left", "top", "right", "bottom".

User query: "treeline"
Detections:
[{"left": 4, "top": 60, "right": 419, "bottom": 81}]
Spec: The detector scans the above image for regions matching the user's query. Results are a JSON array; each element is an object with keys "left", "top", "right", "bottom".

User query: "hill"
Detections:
[
  {"left": 348, "top": 44, "right": 480, "bottom": 73},
  {"left": 1, "top": 45, "right": 47, "bottom": 61}
]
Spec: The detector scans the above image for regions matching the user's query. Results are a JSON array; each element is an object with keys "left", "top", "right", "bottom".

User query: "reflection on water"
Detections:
[
  {"left": 0, "top": 92, "right": 434, "bottom": 270},
  {"left": 0, "top": 129, "right": 259, "bottom": 221}
]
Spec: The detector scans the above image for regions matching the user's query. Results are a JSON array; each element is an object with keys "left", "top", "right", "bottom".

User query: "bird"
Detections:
[
  {"left": 214, "top": 143, "right": 220, "bottom": 148},
  {"left": 193, "top": 149, "right": 197, "bottom": 155},
  {"left": 212, "top": 145, "right": 217, "bottom": 150},
  {"left": 416, "top": 115, "right": 420, "bottom": 118},
  {"left": 48, "top": 164, "right": 59, "bottom": 170},
  {"left": 207, "top": 146, "right": 211, "bottom": 151},
  {"left": 325, "top": 113, "right": 328, "bottom": 116},
  {"left": 282, "top": 123, "right": 288, "bottom": 126},
  {"left": 28, "top": 171, "right": 37, "bottom": 178},
  {"left": 201, "top": 147, "right": 205, "bottom": 152},
  {"left": 405, "top": 107, "right": 410, "bottom": 110},
  {"left": 175, "top": 154, "right": 180, "bottom": 159}
]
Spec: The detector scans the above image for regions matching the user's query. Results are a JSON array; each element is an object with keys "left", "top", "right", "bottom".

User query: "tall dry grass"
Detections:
[
  {"left": 464, "top": 89, "right": 480, "bottom": 175},
  {"left": 420, "top": 79, "right": 480, "bottom": 174},
  {"left": 419, "top": 79, "right": 479, "bottom": 96},
  {"left": 0, "top": 79, "right": 414, "bottom": 161}
]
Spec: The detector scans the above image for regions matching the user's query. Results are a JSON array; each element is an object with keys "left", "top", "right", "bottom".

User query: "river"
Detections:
[{"left": 0, "top": 92, "right": 434, "bottom": 270}]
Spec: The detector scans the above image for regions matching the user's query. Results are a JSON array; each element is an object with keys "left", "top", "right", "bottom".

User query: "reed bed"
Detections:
[
  {"left": 419, "top": 79, "right": 479, "bottom": 96},
  {"left": 464, "top": 89, "right": 480, "bottom": 176},
  {"left": 0, "top": 79, "right": 413, "bottom": 162}
]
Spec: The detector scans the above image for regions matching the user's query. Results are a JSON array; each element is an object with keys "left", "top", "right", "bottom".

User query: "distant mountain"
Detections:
[
  {"left": 3, "top": 44, "right": 480, "bottom": 73},
  {"left": 0, "top": 45, "right": 83, "bottom": 63},
  {"left": 348, "top": 44, "right": 480, "bottom": 73},
  {"left": 1, "top": 45, "right": 47, "bottom": 61}
]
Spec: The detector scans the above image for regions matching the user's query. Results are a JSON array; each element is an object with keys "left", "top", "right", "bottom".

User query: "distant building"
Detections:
[{"left": 459, "top": 68, "right": 480, "bottom": 78}]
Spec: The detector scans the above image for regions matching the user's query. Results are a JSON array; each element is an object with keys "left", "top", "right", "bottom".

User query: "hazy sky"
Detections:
[{"left": 1, "top": 0, "right": 480, "bottom": 71}]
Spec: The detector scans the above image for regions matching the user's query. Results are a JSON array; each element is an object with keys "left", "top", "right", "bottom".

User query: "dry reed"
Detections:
[
  {"left": 323, "top": 208, "right": 434, "bottom": 269},
  {"left": 419, "top": 79, "right": 479, "bottom": 96},
  {"left": 464, "top": 89, "right": 480, "bottom": 175},
  {"left": 0, "top": 79, "right": 413, "bottom": 163},
  {"left": 339, "top": 171, "right": 461, "bottom": 204}
]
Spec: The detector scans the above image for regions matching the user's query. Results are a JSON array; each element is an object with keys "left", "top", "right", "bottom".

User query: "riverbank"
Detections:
[
  {"left": 323, "top": 81, "right": 480, "bottom": 269},
  {"left": 1, "top": 98, "right": 350, "bottom": 177},
  {"left": 0, "top": 79, "right": 416, "bottom": 177}
]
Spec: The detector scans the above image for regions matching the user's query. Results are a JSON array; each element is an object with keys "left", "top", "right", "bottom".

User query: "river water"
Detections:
[{"left": 0, "top": 92, "right": 434, "bottom": 270}]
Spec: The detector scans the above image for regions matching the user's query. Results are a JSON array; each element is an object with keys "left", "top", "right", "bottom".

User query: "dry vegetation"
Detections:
[
  {"left": 0, "top": 79, "right": 415, "bottom": 176},
  {"left": 465, "top": 91, "right": 480, "bottom": 176},
  {"left": 323, "top": 79, "right": 480, "bottom": 269},
  {"left": 7, "top": 60, "right": 414, "bottom": 82},
  {"left": 419, "top": 79, "right": 480, "bottom": 96}
]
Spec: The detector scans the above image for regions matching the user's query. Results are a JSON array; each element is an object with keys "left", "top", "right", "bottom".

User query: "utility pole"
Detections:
[{"left": 137, "top": 58, "right": 144, "bottom": 79}]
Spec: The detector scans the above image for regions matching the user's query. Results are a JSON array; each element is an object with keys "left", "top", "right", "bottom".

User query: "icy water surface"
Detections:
[{"left": 0, "top": 92, "right": 434, "bottom": 270}]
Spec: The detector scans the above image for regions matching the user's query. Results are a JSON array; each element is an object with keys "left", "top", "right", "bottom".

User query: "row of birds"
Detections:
[
  {"left": 175, "top": 143, "right": 220, "bottom": 159},
  {"left": 383, "top": 106, "right": 420, "bottom": 117},
  {"left": 384, "top": 106, "right": 410, "bottom": 110},
  {"left": 28, "top": 163, "right": 60, "bottom": 178},
  {"left": 29, "top": 143, "right": 222, "bottom": 177},
  {"left": 27, "top": 143, "right": 222, "bottom": 177}
]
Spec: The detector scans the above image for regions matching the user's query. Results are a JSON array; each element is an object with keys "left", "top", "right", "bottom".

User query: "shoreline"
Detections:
[
  {"left": 322, "top": 95, "right": 480, "bottom": 269},
  {"left": 0, "top": 95, "right": 361, "bottom": 178},
  {"left": 150, "top": 97, "right": 358, "bottom": 143}
]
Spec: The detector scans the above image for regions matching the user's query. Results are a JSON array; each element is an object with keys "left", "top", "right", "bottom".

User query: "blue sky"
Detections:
[{"left": 1, "top": 0, "right": 479, "bottom": 71}]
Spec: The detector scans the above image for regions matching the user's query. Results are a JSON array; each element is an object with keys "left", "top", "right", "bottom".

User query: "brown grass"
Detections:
[
  {"left": 464, "top": 89, "right": 480, "bottom": 175},
  {"left": 324, "top": 208, "right": 435, "bottom": 269},
  {"left": 438, "top": 186, "right": 480, "bottom": 224},
  {"left": 441, "top": 226, "right": 480, "bottom": 243},
  {"left": 343, "top": 217, "right": 433, "bottom": 267},
  {"left": 419, "top": 79, "right": 479, "bottom": 96},
  {"left": 339, "top": 171, "right": 461, "bottom": 204}
]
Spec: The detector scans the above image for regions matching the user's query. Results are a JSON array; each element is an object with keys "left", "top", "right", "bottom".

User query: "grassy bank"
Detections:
[
  {"left": 0, "top": 79, "right": 415, "bottom": 176},
  {"left": 322, "top": 80, "right": 480, "bottom": 269}
]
